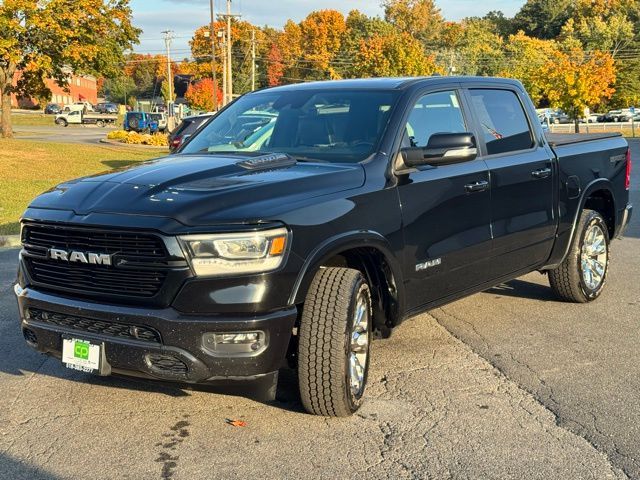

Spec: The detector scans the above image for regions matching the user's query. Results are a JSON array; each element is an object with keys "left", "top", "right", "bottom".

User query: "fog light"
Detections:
[{"left": 202, "top": 331, "right": 265, "bottom": 356}]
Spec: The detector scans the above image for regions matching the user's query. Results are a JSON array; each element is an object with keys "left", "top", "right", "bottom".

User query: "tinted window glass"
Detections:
[
  {"left": 405, "top": 91, "right": 466, "bottom": 147},
  {"left": 469, "top": 89, "right": 533, "bottom": 155},
  {"left": 181, "top": 90, "right": 398, "bottom": 163}
]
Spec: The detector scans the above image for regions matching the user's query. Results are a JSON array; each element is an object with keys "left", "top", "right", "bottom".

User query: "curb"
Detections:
[
  {"left": 99, "top": 138, "right": 169, "bottom": 150},
  {"left": 0, "top": 235, "right": 21, "bottom": 249}
]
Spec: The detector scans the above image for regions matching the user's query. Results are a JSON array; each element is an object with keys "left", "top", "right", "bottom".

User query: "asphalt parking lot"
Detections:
[
  {"left": 14, "top": 125, "right": 115, "bottom": 145},
  {"left": 0, "top": 140, "right": 638, "bottom": 479}
]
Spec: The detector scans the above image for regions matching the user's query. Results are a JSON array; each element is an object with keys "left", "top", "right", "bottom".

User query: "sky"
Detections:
[{"left": 130, "top": 0, "right": 525, "bottom": 57}]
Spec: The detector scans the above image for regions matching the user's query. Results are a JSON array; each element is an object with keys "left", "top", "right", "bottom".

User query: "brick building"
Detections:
[{"left": 11, "top": 71, "right": 98, "bottom": 108}]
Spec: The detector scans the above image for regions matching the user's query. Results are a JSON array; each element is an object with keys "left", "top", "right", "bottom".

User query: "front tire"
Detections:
[
  {"left": 298, "top": 267, "right": 372, "bottom": 417},
  {"left": 549, "top": 209, "right": 610, "bottom": 303}
]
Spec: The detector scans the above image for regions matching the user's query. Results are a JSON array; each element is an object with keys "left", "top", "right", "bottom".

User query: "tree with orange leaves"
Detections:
[
  {"left": 355, "top": 31, "right": 439, "bottom": 77},
  {"left": 540, "top": 40, "right": 616, "bottom": 131},
  {"left": 184, "top": 78, "right": 222, "bottom": 112},
  {"left": 266, "top": 43, "right": 285, "bottom": 86},
  {"left": 298, "top": 10, "right": 347, "bottom": 79}
]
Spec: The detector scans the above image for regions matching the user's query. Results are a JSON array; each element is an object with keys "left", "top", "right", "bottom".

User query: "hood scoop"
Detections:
[{"left": 236, "top": 153, "right": 297, "bottom": 171}]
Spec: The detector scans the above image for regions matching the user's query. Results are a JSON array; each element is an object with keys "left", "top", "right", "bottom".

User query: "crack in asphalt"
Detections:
[{"left": 432, "top": 306, "right": 631, "bottom": 479}]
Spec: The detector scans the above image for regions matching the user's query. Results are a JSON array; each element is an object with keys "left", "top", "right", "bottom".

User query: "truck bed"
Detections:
[{"left": 545, "top": 132, "right": 622, "bottom": 147}]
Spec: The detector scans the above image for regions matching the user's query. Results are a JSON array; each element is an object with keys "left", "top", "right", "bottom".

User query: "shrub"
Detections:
[
  {"left": 106, "top": 130, "right": 129, "bottom": 140},
  {"left": 107, "top": 130, "right": 168, "bottom": 147}
]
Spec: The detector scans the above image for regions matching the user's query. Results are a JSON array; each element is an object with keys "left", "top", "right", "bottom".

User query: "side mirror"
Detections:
[{"left": 401, "top": 132, "right": 477, "bottom": 168}]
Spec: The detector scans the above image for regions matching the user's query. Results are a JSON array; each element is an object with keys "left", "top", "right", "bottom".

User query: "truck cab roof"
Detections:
[{"left": 262, "top": 76, "right": 524, "bottom": 93}]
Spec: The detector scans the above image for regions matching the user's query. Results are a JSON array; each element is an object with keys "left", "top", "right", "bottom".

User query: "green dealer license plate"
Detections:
[{"left": 62, "top": 338, "right": 102, "bottom": 373}]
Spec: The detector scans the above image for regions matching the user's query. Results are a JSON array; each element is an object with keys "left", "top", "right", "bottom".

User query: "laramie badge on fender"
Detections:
[
  {"left": 416, "top": 258, "right": 442, "bottom": 271},
  {"left": 48, "top": 248, "right": 112, "bottom": 266}
]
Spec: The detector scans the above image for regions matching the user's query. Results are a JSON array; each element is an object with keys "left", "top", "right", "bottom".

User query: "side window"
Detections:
[
  {"left": 468, "top": 89, "right": 534, "bottom": 155},
  {"left": 404, "top": 90, "right": 466, "bottom": 148}
]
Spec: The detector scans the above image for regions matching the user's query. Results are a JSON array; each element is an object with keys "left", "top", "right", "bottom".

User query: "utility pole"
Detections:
[
  {"left": 251, "top": 28, "right": 256, "bottom": 91},
  {"left": 209, "top": 0, "right": 218, "bottom": 111},
  {"left": 162, "top": 30, "right": 175, "bottom": 129},
  {"left": 226, "top": 0, "right": 232, "bottom": 104},
  {"left": 217, "top": 0, "right": 241, "bottom": 104},
  {"left": 220, "top": 31, "right": 227, "bottom": 106}
]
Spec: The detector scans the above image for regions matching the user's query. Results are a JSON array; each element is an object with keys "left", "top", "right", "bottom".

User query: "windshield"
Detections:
[{"left": 181, "top": 89, "right": 398, "bottom": 163}]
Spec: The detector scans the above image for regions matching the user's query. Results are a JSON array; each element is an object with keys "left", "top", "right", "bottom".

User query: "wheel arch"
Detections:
[
  {"left": 289, "top": 231, "right": 405, "bottom": 334},
  {"left": 544, "top": 179, "right": 617, "bottom": 269}
]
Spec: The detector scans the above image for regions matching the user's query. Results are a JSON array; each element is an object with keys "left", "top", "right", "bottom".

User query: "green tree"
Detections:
[
  {"left": 560, "top": 0, "right": 635, "bottom": 56},
  {"left": 609, "top": 58, "right": 640, "bottom": 107},
  {"left": 160, "top": 79, "right": 172, "bottom": 103},
  {"left": 512, "top": 0, "right": 573, "bottom": 39},
  {"left": 0, "top": 0, "right": 140, "bottom": 137},
  {"left": 102, "top": 76, "right": 136, "bottom": 105},
  {"left": 482, "top": 11, "right": 514, "bottom": 38},
  {"left": 456, "top": 18, "right": 505, "bottom": 76}
]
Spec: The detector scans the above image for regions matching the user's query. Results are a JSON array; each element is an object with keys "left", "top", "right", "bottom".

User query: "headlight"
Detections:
[{"left": 179, "top": 227, "right": 289, "bottom": 276}]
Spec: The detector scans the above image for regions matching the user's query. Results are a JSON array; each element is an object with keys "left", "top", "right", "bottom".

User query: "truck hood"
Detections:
[{"left": 29, "top": 153, "right": 366, "bottom": 225}]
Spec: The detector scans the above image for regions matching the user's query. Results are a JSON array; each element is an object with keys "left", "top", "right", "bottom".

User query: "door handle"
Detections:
[
  {"left": 464, "top": 180, "right": 489, "bottom": 193},
  {"left": 531, "top": 167, "right": 552, "bottom": 179}
]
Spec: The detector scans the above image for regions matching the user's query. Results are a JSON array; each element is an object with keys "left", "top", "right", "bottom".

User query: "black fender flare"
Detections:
[
  {"left": 288, "top": 230, "right": 406, "bottom": 319},
  {"left": 545, "top": 178, "right": 617, "bottom": 269}
]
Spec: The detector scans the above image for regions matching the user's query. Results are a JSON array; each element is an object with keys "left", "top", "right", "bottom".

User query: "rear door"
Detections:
[
  {"left": 397, "top": 89, "right": 493, "bottom": 308},
  {"left": 464, "top": 87, "right": 555, "bottom": 276}
]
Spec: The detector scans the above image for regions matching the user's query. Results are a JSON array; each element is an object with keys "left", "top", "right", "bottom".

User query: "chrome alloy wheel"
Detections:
[
  {"left": 349, "top": 289, "right": 370, "bottom": 398},
  {"left": 581, "top": 224, "right": 608, "bottom": 290}
]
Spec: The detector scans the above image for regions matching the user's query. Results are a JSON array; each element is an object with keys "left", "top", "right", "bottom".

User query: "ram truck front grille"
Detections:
[{"left": 21, "top": 223, "right": 172, "bottom": 299}]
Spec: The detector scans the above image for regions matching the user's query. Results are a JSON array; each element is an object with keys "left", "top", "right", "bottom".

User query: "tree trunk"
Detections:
[
  {"left": 574, "top": 118, "right": 580, "bottom": 134},
  {"left": 0, "top": 87, "right": 13, "bottom": 138}
]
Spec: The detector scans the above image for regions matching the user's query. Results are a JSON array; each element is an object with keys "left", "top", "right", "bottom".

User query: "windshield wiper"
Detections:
[
  {"left": 288, "top": 155, "right": 330, "bottom": 164},
  {"left": 197, "top": 149, "right": 248, "bottom": 155}
]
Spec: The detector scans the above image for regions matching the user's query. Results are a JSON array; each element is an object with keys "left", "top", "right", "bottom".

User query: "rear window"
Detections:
[
  {"left": 469, "top": 89, "right": 534, "bottom": 156},
  {"left": 182, "top": 117, "right": 211, "bottom": 136}
]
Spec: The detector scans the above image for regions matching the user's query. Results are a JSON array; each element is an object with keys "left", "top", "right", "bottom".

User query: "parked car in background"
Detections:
[
  {"left": 73, "top": 101, "right": 94, "bottom": 112},
  {"left": 62, "top": 104, "right": 84, "bottom": 114},
  {"left": 123, "top": 111, "right": 159, "bottom": 134},
  {"left": 600, "top": 110, "right": 632, "bottom": 122},
  {"left": 548, "top": 111, "right": 572, "bottom": 124},
  {"left": 95, "top": 102, "right": 119, "bottom": 114},
  {"left": 55, "top": 110, "right": 118, "bottom": 127},
  {"left": 149, "top": 112, "right": 168, "bottom": 133},
  {"left": 586, "top": 113, "right": 604, "bottom": 123},
  {"left": 168, "top": 113, "right": 214, "bottom": 152},
  {"left": 44, "top": 103, "right": 62, "bottom": 115}
]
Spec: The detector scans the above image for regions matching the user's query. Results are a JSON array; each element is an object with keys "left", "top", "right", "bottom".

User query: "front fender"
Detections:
[{"left": 288, "top": 230, "right": 405, "bottom": 313}]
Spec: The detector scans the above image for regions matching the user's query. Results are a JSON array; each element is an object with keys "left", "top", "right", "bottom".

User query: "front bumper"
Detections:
[{"left": 15, "top": 284, "right": 297, "bottom": 385}]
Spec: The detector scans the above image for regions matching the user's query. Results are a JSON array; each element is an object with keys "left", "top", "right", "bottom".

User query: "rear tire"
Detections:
[
  {"left": 548, "top": 209, "right": 610, "bottom": 303},
  {"left": 298, "top": 267, "right": 372, "bottom": 417},
  {"left": 96, "top": 120, "right": 105, "bottom": 128}
]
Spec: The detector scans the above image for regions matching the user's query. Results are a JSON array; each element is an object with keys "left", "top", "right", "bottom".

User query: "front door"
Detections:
[{"left": 397, "top": 90, "right": 492, "bottom": 310}]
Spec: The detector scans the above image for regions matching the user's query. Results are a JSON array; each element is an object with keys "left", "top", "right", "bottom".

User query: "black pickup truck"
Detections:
[{"left": 14, "top": 77, "right": 633, "bottom": 416}]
